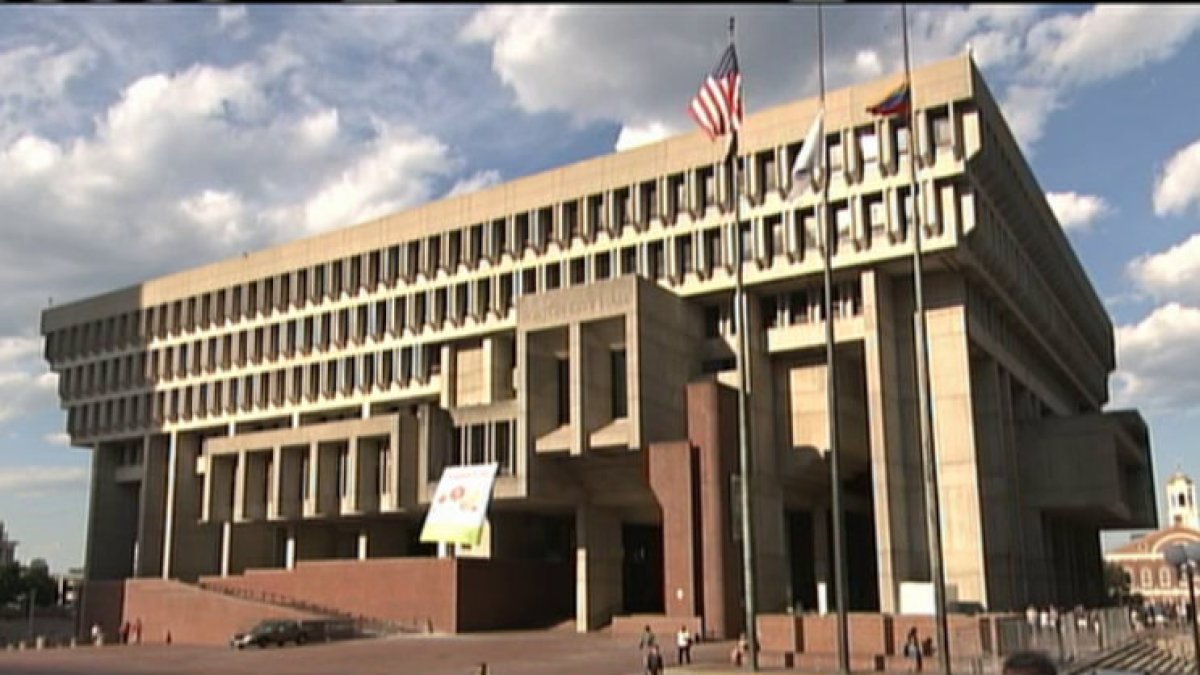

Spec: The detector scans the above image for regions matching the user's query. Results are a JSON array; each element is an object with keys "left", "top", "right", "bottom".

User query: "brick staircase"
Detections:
[
  {"left": 1072, "top": 632, "right": 1197, "bottom": 675},
  {"left": 194, "top": 580, "right": 426, "bottom": 637}
]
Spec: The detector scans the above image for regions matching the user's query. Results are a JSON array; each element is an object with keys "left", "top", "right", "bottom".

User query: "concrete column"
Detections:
[
  {"left": 569, "top": 323, "right": 585, "bottom": 455},
  {"left": 285, "top": 527, "right": 296, "bottom": 570},
  {"left": 357, "top": 530, "right": 369, "bottom": 561},
  {"left": 341, "top": 439, "right": 359, "bottom": 515},
  {"left": 812, "top": 506, "right": 830, "bottom": 605},
  {"left": 924, "top": 277, "right": 987, "bottom": 606},
  {"left": 160, "top": 434, "right": 179, "bottom": 579},
  {"left": 304, "top": 441, "right": 319, "bottom": 517},
  {"left": 136, "top": 435, "right": 170, "bottom": 578},
  {"left": 862, "top": 269, "right": 920, "bottom": 612},
  {"left": 220, "top": 521, "right": 232, "bottom": 577},
  {"left": 269, "top": 446, "right": 283, "bottom": 520},
  {"left": 232, "top": 452, "right": 247, "bottom": 523},
  {"left": 575, "top": 505, "right": 622, "bottom": 632}
]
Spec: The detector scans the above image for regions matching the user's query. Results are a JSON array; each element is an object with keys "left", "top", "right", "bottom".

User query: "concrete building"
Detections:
[
  {"left": 40, "top": 54, "right": 1155, "bottom": 640},
  {"left": 0, "top": 522, "right": 15, "bottom": 566},
  {"left": 1105, "top": 472, "right": 1200, "bottom": 609}
]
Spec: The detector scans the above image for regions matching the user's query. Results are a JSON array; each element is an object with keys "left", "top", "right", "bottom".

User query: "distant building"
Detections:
[
  {"left": 1105, "top": 471, "right": 1200, "bottom": 608},
  {"left": 0, "top": 522, "right": 16, "bottom": 566},
  {"left": 1166, "top": 471, "right": 1198, "bottom": 529}
]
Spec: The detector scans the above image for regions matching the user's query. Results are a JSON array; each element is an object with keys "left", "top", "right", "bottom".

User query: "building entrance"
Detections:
[{"left": 622, "top": 524, "right": 664, "bottom": 614}]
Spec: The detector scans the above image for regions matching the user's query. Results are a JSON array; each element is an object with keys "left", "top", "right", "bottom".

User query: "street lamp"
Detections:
[{"left": 1163, "top": 542, "right": 1200, "bottom": 675}]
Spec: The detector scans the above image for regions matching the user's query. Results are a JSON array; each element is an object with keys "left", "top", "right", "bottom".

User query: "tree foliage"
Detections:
[{"left": 0, "top": 561, "right": 58, "bottom": 608}]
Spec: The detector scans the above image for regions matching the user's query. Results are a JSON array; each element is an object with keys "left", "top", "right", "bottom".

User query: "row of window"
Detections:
[
  {"left": 66, "top": 346, "right": 443, "bottom": 437},
  {"left": 440, "top": 420, "right": 517, "bottom": 480},
  {"left": 46, "top": 107, "right": 962, "bottom": 364},
  {"left": 58, "top": 183, "right": 952, "bottom": 404}
]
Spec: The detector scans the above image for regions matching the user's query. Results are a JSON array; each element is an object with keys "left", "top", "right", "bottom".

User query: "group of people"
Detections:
[
  {"left": 1024, "top": 604, "right": 1105, "bottom": 634},
  {"left": 637, "top": 622, "right": 1058, "bottom": 675},
  {"left": 637, "top": 625, "right": 694, "bottom": 675}
]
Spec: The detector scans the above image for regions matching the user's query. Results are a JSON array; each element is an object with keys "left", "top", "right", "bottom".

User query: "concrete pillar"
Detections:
[
  {"left": 160, "top": 433, "right": 179, "bottom": 579},
  {"left": 220, "top": 521, "right": 232, "bottom": 577},
  {"left": 136, "top": 435, "right": 170, "bottom": 577},
  {"left": 575, "top": 505, "right": 622, "bottom": 632},
  {"left": 269, "top": 446, "right": 283, "bottom": 520},
  {"left": 862, "top": 269, "right": 920, "bottom": 612},
  {"left": 341, "top": 438, "right": 359, "bottom": 515},
  {"left": 924, "top": 277, "right": 987, "bottom": 605},
  {"left": 569, "top": 323, "right": 585, "bottom": 456},
  {"left": 285, "top": 527, "right": 296, "bottom": 570},
  {"left": 232, "top": 452, "right": 247, "bottom": 523},
  {"left": 304, "top": 441, "right": 319, "bottom": 517},
  {"left": 357, "top": 530, "right": 368, "bottom": 560}
]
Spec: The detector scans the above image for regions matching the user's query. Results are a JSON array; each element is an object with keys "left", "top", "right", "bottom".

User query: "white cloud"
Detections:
[
  {"left": 998, "top": 84, "right": 1063, "bottom": 151},
  {"left": 0, "top": 44, "right": 95, "bottom": 103},
  {"left": 1128, "top": 233, "right": 1200, "bottom": 305},
  {"left": 218, "top": 6, "right": 248, "bottom": 30},
  {"left": 1153, "top": 139, "right": 1200, "bottom": 217},
  {"left": 615, "top": 120, "right": 674, "bottom": 152},
  {"left": 446, "top": 169, "right": 502, "bottom": 198},
  {"left": 0, "top": 466, "right": 88, "bottom": 496},
  {"left": 0, "top": 336, "right": 57, "bottom": 425},
  {"left": 1024, "top": 5, "right": 1200, "bottom": 86},
  {"left": 853, "top": 51, "right": 883, "bottom": 79},
  {"left": 1112, "top": 303, "right": 1200, "bottom": 413},
  {"left": 1045, "top": 191, "right": 1111, "bottom": 232},
  {"left": 42, "top": 432, "right": 70, "bottom": 447}
]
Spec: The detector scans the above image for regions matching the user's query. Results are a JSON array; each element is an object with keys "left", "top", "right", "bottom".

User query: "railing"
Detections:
[{"left": 193, "top": 580, "right": 430, "bottom": 637}]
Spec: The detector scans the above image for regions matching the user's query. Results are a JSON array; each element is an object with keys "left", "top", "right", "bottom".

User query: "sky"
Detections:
[{"left": 1, "top": 4, "right": 1199, "bottom": 575}]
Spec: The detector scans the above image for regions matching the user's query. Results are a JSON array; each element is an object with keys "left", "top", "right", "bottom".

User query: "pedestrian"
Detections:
[
  {"left": 134, "top": 618, "right": 142, "bottom": 645},
  {"left": 638, "top": 624, "right": 657, "bottom": 651},
  {"left": 645, "top": 643, "right": 665, "bottom": 675},
  {"left": 730, "top": 632, "right": 750, "bottom": 666},
  {"left": 1026, "top": 605, "right": 1038, "bottom": 632},
  {"left": 1002, "top": 650, "right": 1057, "bottom": 675},
  {"left": 676, "top": 624, "right": 693, "bottom": 665},
  {"left": 90, "top": 623, "right": 102, "bottom": 646},
  {"left": 903, "top": 626, "right": 924, "bottom": 673},
  {"left": 119, "top": 620, "right": 130, "bottom": 645}
]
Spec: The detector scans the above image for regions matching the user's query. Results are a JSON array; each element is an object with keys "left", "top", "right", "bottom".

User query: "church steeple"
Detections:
[{"left": 1166, "top": 469, "right": 1198, "bottom": 529}]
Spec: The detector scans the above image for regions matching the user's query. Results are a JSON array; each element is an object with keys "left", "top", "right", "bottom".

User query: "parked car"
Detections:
[{"left": 230, "top": 619, "right": 308, "bottom": 649}]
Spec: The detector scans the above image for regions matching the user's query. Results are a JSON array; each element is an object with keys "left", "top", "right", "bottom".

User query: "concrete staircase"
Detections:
[{"left": 1067, "top": 633, "right": 1196, "bottom": 675}]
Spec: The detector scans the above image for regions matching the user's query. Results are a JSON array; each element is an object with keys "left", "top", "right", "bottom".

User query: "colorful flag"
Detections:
[
  {"left": 688, "top": 43, "right": 743, "bottom": 143},
  {"left": 866, "top": 82, "right": 911, "bottom": 117},
  {"left": 790, "top": 110, "right": 824, "bottom": 199}
]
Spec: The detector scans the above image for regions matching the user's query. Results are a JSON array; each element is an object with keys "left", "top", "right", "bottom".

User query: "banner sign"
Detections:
[{"left": 419, "top": 463, "right": 500, "bottom": 546}]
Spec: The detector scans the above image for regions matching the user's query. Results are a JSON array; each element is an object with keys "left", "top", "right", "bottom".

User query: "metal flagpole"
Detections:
[
  {"left": 900, "top": 4, "right": 952, "bottom": 674},
  {"left": 816, "top": 5, "right": 851, "bottom": 675},
  {"left": 728, "top": 15, "right": 759, "bottom": 673}
]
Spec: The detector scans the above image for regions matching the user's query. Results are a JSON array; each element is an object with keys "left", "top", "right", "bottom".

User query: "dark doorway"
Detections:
[
  {"left": 622, "top": 524, "right": 664, "bottom": 614},
  {"left": 787, "top": 511, "right": 817, "bottom": 612},
  {"left": 845, "top": 510, "right": 880, "bottom": 611}
]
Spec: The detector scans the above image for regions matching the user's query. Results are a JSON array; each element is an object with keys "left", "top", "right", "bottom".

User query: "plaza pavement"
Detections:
[{"left": 0, "top": 630, "right": 757, "bottom": 675}]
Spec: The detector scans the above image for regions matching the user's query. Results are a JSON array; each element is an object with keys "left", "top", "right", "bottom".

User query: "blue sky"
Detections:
[{"left": 1, "top": 4, "right": 1199, "bottom": 574}]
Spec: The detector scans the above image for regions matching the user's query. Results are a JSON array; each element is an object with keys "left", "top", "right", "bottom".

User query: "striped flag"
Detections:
[
  {"left": 866, "top": 82, "right": 911, "bottom": 117},
  {"left": 688, "top": 43, "right": 743, "bottom": 144}
]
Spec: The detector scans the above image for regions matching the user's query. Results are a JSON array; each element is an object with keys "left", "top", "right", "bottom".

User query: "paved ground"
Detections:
[{"left": 0, "top": 631, "right": 747, "bottom": 675}]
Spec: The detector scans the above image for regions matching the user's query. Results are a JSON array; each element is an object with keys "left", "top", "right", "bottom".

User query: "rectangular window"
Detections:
[
  {"left": 595, "top": 253, "right": 611, "bottom": 280},
  {"left": 678, "top": 236, "right": 694, "bottom": 275},
  {"left": 740, "top": 223, "right": 753, "bottom": 263},
  {"left": 556, "top": 357, "right": 570, "bottom": 426},
  {"left": 610, "top": 348, "right": 627, "bottom": 418},
  {"left": 495, "top": 421, "right": 512, "bottom": 475},
  {"left": 564, "top": 201, "right": 580, "bottom": 240},
  {"left": 649, "top": 241, "right": 664, "bottom": 280}
]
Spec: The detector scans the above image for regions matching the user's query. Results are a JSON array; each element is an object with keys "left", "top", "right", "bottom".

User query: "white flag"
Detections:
[{"left": 790, "top": 110, "right": 824, "bottom": 199}]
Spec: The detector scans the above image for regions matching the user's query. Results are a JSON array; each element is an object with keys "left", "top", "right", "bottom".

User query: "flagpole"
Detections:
[
  {"left": 816, "top": 5, "right": 851, "bottom": 675},
  {"left": 728, "top": 15, "right": 759, "bottom": 673},
  {"left": 901, "top": 4, "right": 952, "bottom": 674}
]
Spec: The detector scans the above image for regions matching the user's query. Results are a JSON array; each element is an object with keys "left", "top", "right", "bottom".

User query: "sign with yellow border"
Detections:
[{"left": 419, "top": 463, "right": 500, "bottom": 546}]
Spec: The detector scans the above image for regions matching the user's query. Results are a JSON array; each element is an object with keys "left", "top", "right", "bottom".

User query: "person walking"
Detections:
[
  {"left": 645, "top": 643, "right": 665, "bottom": 675},
  {"left": 133, "top": 618, "right": 143, "bottom": 645},
  {"left": 676, "top": 625, "right": 693, "bottom": 665},
  {"left": 638, "top": 625, "right": 657, "bottom": 651},
  {"left": 903, "top": 626, "right": 924, "bottom": 673},
  {"left": 119, "top": 620, "right": 130, "bottom": 645}
]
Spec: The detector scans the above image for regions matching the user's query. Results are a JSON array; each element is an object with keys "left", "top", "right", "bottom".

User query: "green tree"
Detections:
[
  {"left": 0, "top": 562, "right": 20, "bottom": 606},
  {"left": 1104, "top": 562, "right": 1131, "bottom": 606},
  {"left": 20, "top": 562, "right": 58, "bottom": 607}
]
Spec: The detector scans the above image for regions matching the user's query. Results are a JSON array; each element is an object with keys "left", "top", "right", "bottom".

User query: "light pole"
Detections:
[{"left": 1163, "top": 542, "right": 1200, "bottom": 675}]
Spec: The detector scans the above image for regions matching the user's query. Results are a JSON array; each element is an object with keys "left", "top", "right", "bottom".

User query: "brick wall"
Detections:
[{"left": 123, "top": 578, "right": 318, "bottom": 645}]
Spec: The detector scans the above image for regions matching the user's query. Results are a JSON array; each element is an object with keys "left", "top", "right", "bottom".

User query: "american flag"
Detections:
[{"left": 688, "top": 43, "right": 743, "bottom": 142}]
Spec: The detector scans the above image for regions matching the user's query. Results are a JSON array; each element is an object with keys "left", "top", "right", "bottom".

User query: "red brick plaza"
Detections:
[{"left": 0, "top": 631, "right": 738, "bottom": 675}]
